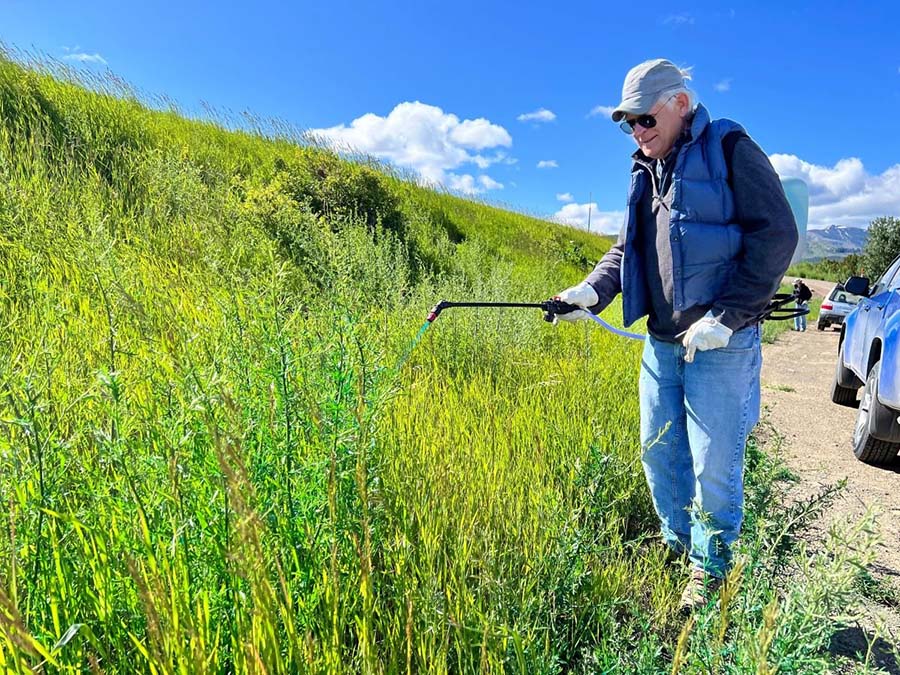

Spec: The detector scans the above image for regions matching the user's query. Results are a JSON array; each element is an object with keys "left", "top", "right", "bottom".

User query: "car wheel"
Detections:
[
  {"left": 852, "top": 360, "right": 900, "bottom": 465},
  {"left": 816, "top": 320, "right": 826, "bottom": 331},
  {"left": 831, "top": 341, "right": 859, "bottom": 407}
]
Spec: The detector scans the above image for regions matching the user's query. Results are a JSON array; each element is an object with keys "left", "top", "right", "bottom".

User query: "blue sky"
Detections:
[{"left": 2, "top": 0, "right": 899, "bottom": 232}]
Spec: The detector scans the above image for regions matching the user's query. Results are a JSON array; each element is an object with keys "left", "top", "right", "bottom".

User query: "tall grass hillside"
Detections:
[{"left": 0, "top": 52, "right": 878, "bottom": 673}]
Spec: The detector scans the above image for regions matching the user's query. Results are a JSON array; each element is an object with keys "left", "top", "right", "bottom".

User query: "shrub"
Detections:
[
  {"left": 863, "top": 216, "right": 900, "bottom": 279},
  {"left": 274, "top": 149, "right": 405, "bottom": 237}
]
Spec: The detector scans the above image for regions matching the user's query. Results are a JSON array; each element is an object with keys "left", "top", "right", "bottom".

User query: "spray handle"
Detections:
[{"left": 541, "top": 298, "right": 581, "bottom": 322}]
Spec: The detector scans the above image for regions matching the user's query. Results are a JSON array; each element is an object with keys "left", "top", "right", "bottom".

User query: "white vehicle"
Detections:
[{"left": 817, "top": 285, "right": 863, "bottom": 331}]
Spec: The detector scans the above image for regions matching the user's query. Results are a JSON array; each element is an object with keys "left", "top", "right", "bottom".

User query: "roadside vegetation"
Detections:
[
  {"left": 0, "top": 51, "right": 882, "bottom": 673},
  {"left": 787, "top": 255, "right": 865, "bottom": 284}
]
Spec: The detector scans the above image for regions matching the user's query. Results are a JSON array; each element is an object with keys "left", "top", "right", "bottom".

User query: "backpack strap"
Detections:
[{"left": 721, "top": 129, "right": 749, "bottom": 189}]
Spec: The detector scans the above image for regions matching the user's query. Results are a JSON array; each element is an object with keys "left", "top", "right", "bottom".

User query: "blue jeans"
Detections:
[
  {"left": 639, "top": 325, "right": 762, "bottom": 577},
  {"left": 793, "top": 302, "right": 808, "bottom": 331}
]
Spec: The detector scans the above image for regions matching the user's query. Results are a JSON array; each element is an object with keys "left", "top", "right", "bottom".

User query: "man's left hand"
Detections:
[{"left": 683, "top": 313, "right": 733, "bottom": 363}]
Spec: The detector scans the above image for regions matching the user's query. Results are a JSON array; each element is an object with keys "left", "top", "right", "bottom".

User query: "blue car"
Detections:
[{"left": 831, "top": 253, "right": 900, "bottom": 465}]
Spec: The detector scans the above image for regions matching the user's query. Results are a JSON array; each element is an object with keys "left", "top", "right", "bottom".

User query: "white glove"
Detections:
[
  {"left": 682, "top": 311, "right": 733, "bottom": 363},
  {"left": 553, "top": 282, "right": 599, "bottom": 324}
]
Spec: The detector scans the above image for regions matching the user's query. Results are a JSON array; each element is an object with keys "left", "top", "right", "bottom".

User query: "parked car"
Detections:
[
  {"left": 830, "top": 254, "right": 900, "bottom": 464},
  {"left": 817, "top": 285, "right": 863, "bottom": 331}
]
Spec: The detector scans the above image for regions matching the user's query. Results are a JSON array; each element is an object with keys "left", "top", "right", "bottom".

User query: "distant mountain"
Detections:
[{"left": 803, "top": 225, "right": 868, "bottom": 260}]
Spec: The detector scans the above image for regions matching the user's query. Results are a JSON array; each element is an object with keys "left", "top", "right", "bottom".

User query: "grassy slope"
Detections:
[{"left": 0, "top": 55, "right": 876, "bottom": 673}]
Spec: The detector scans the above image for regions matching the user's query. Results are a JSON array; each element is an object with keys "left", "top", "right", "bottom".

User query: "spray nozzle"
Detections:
[{"left": 427, "top": 300, "right": 450, "bottom": 323}]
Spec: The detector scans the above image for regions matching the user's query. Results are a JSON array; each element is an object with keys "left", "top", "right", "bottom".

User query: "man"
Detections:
[
  {"left": 793, "top": 279, "right": 812, "bottom": 331},
  {"left": 555, "top": 59, "right": 798, "bottom": 612}
]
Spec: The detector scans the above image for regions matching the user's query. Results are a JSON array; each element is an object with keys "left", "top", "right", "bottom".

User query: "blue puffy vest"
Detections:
[{"left": 620, "top": 104, "right": 745, "bottom": 327}]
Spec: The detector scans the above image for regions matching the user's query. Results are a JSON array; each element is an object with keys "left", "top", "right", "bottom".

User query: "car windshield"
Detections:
[{"left": 829, "top": 288, "right": 862, "bottom": 304}]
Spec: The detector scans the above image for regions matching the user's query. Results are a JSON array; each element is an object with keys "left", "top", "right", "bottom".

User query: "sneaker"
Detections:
[{"left": 678, "top": 568, "right": 723, "bottom": 615}]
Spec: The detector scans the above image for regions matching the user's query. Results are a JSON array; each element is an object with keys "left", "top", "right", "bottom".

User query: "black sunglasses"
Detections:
[{"left": 618, "top": 94, "right": 676, "bottom": 134}]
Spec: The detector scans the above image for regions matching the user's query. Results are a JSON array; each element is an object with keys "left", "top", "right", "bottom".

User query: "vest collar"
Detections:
[{"left": 686, "top": 103, "right": 711, "bottom": 145}]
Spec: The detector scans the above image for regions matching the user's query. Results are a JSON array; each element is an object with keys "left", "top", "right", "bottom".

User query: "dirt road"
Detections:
[
  {"left": 761, "top": 322, "right": 900, "bottom": 571},
  {"left": 762, "top": 278, "right": 899, "bottom": 667}
]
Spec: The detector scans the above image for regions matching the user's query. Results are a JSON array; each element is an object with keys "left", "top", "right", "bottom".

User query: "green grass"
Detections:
[
  {"left": 766, "top": 384, "right": 796, "bottom": 393},
  {"left": 0, "top": 50, "right": 881, "bottom": 673}
]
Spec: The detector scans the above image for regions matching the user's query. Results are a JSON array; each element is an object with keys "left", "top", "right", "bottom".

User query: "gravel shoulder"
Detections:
[{"left": 761, "top": 277, "right": 900, "bottom": 669}]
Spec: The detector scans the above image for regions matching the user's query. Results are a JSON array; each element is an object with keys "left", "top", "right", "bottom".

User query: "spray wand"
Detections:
[{"left": 425, "top": 299, "right": 646, "bottom": 340}]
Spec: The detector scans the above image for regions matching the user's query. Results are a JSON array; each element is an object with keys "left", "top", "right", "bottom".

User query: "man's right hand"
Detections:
[{"left": 553, "top": 282, "right": 599, "bottom": 323}]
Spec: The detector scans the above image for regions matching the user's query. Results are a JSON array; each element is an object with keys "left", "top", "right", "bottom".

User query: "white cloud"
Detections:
[
  {"left": 449, "top": 118, "right": 512, "bottom": 149},
  {"left": 447, "top": 174, "right": 478, "bottom": 194},
  {"left": 589, "top": 105, "right": 617, "bottom": 119},
  {"left": 771, "top": 153, "right": 900, "bottom": 229},
  {"left": 663, "top": 14, "right": 695, "bottom": 25},
  {"left": 553, "top": 203, "right": 624, "bottom": 234},
  {"left": 63, "top": 52, "right": 107, "bottom": 65},
  {"left": 479, "top": 175, "right": 504, "bottom": 190},
  {"left": 537, "top": 160, "right": 558, "bottom": 169},
  {"left": 442, "top": 173, "right": 504, "bottom": 195},
  {"left": 517, "top": 108, "right": 556, "bottom": 123},
  {"left": 556, "top": 192, "right": 574, "bottom": 202},
  {"left": 714, "top": 78, "right": 732, "bottom": 92},
  {"left": 309, "top": 101, "right": 510, "bottom": 192},
  {"left": 471, "top": 153, "right": 514, "bottom": 169}
]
